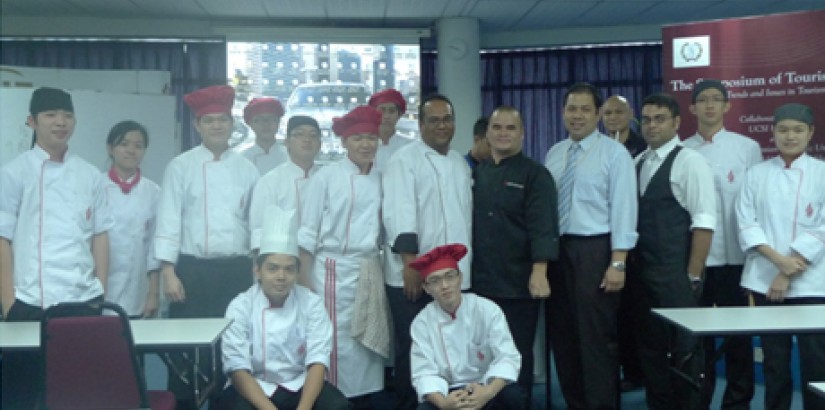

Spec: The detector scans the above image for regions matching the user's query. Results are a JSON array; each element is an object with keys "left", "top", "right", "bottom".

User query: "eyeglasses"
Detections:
[
  {"left": 424, "top": 270, "right": 460, "bottom": 287},
  {"left": 289, "top": 131, "right": 320, "bottom": 140},
  {"left": 424, "top": 116, "right": 455, "bottom": 127},
  {"left": 640, "top": 115, "right": 674, "bottom": 126}
]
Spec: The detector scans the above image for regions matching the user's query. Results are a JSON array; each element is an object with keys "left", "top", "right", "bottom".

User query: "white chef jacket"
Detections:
[
  {"left": 636, "top": 137, "right": 717, "bottom": 231},
  {"left": 0, "top": 146, "right": 114, "bottom": 308},
  {"left": 154, "top": 145, "right": 259, "bottom": 263},
  {"left": 373, "top": 133, "right": 413, "bottom": 174},
  {"left": 103, "top": 174, "right": 161, "bottom": 316},
  {"left": 222, "top": 283, "right": 333, "bottom": 395},
  {"left": 736, "top": 154, "right": 825, "bottom": 297},
  {"left": 544, "top": 131, "right": 638, "bottom": 250},
  {"left": 242, "top": 143, "right": 288, "bottom": 176},
  {"left": 382, "top": 140, "right": 473, "bottom": 289},
  {"left": 297, "top": 157, "right": 384, "bottom": 397},
  {"left": 250, "top": 160, "right": 318, "bottom": 250},
  {"left": 410, "top": 293, "right": 521, "bottom": 403},
  {"left": 684, "top": 129, "right": 763, "bottom": 265}
]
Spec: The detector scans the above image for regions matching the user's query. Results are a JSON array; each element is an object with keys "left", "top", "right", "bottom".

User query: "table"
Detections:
[
  {"left": 652, "top": 305, "right": 825, "bottom": 335},
  {"left": 0, "top": 317, "right": 232, "bottom": 407},
  {"left": 811, "top": 382, "right": 825, "bottom": 399}
]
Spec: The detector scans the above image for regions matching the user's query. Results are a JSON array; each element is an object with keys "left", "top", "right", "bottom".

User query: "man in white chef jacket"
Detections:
[
  {"left": 410, "top": 244, "right": 525, "bottom": 410},
  {"left": 217, "top": 206, "right": 351, "bottom": 410},
  {"left": 382, "top": 94, "right": 473, "bottom": 410},
  {"left": 241, "top": 97, "right": 288, "bottom": 175},
  {"left": 154, "top": 85, "right": 260, "bottom": 408},
  {"left": 369, "top": 88, "right": 413, "bottom": 173}
]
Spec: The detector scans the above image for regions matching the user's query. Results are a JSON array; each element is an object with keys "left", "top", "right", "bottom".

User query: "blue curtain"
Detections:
[
  {"left": 421, "top": 44, "right": 662, "bottom": 161},
  {"left": 1, "top": 39, "right": 227, "bottom": 151}
]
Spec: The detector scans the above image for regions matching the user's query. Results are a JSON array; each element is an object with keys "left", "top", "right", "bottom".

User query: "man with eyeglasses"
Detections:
[
  {"left": 632, "top": 93, "right": 716, "bottom": 410},
  {"left": 382, "top": 94, "right": 473, "bottom": 410},
  {"left": 544, "top": 82, "right": 637, "bottom": 409},
  {"left": 682, "top": 79, "right": 761, "bottom": 410},
  {"left": 410, "top": 244, "right": 525, "bottom": 410},
  {"left": 249, "top": 116, "right": 322, "bottom": 253},
  {"left": 472, "top": 105, "right": 558, "bottom": 408},
  {"left": 242, "top": 97, "right": 289, "bottom": 175}
]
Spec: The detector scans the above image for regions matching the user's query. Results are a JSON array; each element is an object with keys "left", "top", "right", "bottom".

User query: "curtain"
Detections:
[
  {"left": 421, "top": 44, "right": 662, "bottom": 161},
  {"left": 1, "top": 39, "right": 228, "bottom": 151}
]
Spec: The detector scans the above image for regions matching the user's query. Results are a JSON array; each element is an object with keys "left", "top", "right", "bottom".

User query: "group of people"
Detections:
[{"left": 0, "top": 78, "right": 823, "bottom": 410}]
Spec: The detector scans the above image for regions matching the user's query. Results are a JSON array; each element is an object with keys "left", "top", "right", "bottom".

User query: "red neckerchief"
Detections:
[{"left": 108, "top": 167, "right": 141, "bottom": 194}]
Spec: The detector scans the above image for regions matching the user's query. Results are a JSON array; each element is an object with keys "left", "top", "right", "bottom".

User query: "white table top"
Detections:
[
  {"left": 0, "top": 318, "right": 231, "bottom": 350},
  {"left": 811, "top": 382, "right": 825, "bottom": 399},
  {"left": 652, "top": 305, "right": 825, "bottom": 335}
]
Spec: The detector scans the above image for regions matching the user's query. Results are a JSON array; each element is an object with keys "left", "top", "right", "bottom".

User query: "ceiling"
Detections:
[{"left": 2, "top": 0, "right": 823, "bottom": 35}]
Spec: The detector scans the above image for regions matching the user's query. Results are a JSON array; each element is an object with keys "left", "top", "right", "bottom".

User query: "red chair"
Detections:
[{"left": 40, "top": 301, "right": 176, "bottom": 409}]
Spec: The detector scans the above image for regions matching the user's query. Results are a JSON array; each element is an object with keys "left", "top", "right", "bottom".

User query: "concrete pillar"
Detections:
[{"left": 435, "top": 17, "right": 481, "bottom": 155}]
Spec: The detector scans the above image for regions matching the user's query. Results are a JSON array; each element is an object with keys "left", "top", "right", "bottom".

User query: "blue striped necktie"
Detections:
[{"left": 558, "top": 142, "right": 581, "bottom": 233}]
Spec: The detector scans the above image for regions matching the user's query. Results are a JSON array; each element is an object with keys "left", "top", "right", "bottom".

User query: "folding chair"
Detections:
[{"left": 40, "top": 301, "right": 176, "bottom": 409}]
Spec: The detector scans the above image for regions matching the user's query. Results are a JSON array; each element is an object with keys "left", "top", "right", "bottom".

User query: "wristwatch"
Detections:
[
  {"left": 610, "top": 261, "right": 626, "bottom": 272},
  {"left": 689, "top": 274, "right": 703, "bottom": 284}
]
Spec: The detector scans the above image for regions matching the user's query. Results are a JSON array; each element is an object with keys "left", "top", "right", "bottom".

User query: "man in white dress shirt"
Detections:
[
  {"left": 1, "top": 87, "right": 114, "bottom": 409},
  {"left": 410, "top": 244, "right": 524, "bottom": 410},
  {"left": 633, "top": 93, "right": 716, "bottom": 410},
  {"left": 217, "top": 206, "right": 351, "bottom": 410},
  {"left": 369, "top": 88, "right": 413, "bottom": 172},
  {"left": 249, "top": 115, "right": 321, "bottom": 252},
  {"left": 155, "top": 85, "right": 260, "bottom": 408},
  {"left": 683, "top": 79, "right": 762, "bottom": 409},
  {"left": 241, "top": 97, "right": 288, "bottom": 175},
  {"left": 382, "top": 94, "right": 473, "bottom": 410},
  {"left": 544, "top": 82, "right": 638, "bottom": 409}
]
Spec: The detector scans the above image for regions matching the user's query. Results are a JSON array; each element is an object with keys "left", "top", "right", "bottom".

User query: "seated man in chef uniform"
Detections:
[
  {"left": 217, "top": 205, "right": 352, "bottom": 410},
  {"left": 410, "top": 244, "right": 526, "bottom": 410}
]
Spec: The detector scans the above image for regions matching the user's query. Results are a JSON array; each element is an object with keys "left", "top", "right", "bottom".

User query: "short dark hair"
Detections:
[
  {"left": 563, "top": 82, "right": 602, "bottom": 109},
  {"left": 472, "top": 116, "right": 488, "bottom": 139},
  {"left": 255, "top": 253, "right": 301, "bottom": 270},
  {"left": 107, "top": 120, "right": 149, "bottom": 147},
  {"left": 642, "top": 93, "right": 680, "bottom": 117},
  {"left": 418, "top": 94, "right": 454, "bottom": 122}
]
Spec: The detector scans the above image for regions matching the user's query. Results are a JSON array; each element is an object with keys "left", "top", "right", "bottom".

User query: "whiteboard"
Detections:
[{"left": 0, "top": 88, "right": 178, "bottom": 183}]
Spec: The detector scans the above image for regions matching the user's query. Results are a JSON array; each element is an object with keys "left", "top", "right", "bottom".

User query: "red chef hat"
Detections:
[
  {"left": 184, "top": 85, "right": 235, "bottom": 118},
  {"left": 243, "top": 97, "right": 285, "bottom": 125},
  {"left": 368, "top": 88, "right": 406, "bottom": 114},
  {"left": 332, "top": 105, "right": 382, "bottom": 139},
  {"left": 409, "top": 244, "right": 468, "bottom": 280}
]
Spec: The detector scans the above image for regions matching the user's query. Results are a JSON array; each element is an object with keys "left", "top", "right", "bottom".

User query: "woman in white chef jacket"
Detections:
[
  {"left": 735, "top": 103, "right": 825, "bottom": 410},
  {"left": 297, "top": 105, "right": 384, "bottom": 407},
  {"left": 102, "top": 120, "right": 161, "bottom": 317}
]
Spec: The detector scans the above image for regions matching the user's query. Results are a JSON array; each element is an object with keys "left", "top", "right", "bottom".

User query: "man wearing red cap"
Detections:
[
  {"left": 410, "top": 244, "right": 525, "bottom": 410},
  {"left": 1, "top": 86, "right": 114, "bottom": 409},
  {"left": 155, "top": 85, "right": 260, "bottom": 408},
  {"left": 242, "top": 97, "right": 289, "bottom": 175},
  {"left": 369, "top": 88, "right": 413, "bottom": 172},
  {"left": 382, "top": 94, "right": 473, "bottom": 410},
  {"left": 298, "top": 105, "right": 388, "bottom": 407}
]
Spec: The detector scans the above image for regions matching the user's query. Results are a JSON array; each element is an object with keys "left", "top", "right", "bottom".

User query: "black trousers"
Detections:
[
  {"left": 700, "top": 265, "right": 754, "bottom": 410},
  {"left": 214, "top": 382, "right": 353, "bottom": 410},
  {"left": 385, "top": 285, "right": 432, "bottom": 410},
  {"left": 1, "top": 296, "right": 103, "bottom": 410},
  {"left": 548, "top": 234, "right": 620, "bottom": 410},
  {"left": 416, "top": 383, "right": 526, "bottom": 410},
  {"left": 167, "top": 254, "right": 252, "bottom": 409},
  {"left": 630, "top": 263, "right": 704, "bottom": 410},
  {"left": 482, "top": 296, "right": 539, "bottom": 410},
  {"left": 618, "top": 252, "right": 644, "bottom": 384},
  {"left": 753, "top": 293, "right": 825, "bottom": 410}
]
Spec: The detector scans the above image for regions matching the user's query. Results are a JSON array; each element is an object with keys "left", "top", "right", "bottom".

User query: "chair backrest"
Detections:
[{"left": 40, "top": 301, "right": 150, "bottom": 410}]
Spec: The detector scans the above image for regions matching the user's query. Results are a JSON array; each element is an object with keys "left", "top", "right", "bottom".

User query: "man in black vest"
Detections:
[{"left": 632, "top": 93, "right": 717, "bottom": 410}]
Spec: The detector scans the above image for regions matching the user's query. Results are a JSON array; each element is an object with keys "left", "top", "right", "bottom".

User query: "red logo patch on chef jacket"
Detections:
[
  {"left": 806, "top": 203, "right": 814, "bottom": 217},
  {"left": 297, "top": 343, "right": 306, "bottom": 356},
  {"left": 477, "top": 351, "right": 485, "bottom": 361},
  {"left": 85, "top": 207, "right": 92, "bottom": 221},
  {"left": 727, "top": 170, "right": 734, "bottom": 183}
]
